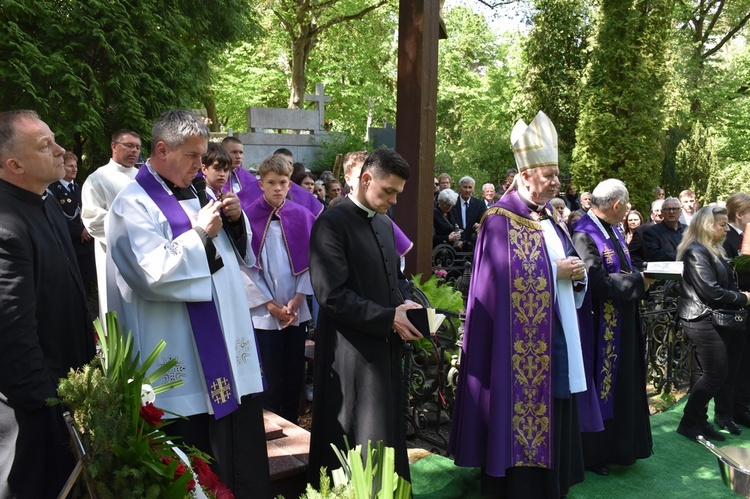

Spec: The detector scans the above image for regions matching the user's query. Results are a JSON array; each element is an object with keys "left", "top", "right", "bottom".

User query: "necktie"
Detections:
[{"left": 462, "top": 201, "right": 468, "bottom": 229}]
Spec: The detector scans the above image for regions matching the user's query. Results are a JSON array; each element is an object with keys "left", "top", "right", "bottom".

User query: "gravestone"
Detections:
[
  {"left": 368, "top": 122, "right": 396, "bottom": 150},
  {"left": 234, "top": 84, "right": 339, "bottom": 171}
]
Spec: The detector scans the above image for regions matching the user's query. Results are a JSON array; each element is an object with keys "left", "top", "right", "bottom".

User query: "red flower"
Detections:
[
  {"left": 192, "top": 457, "right": 234, "bottom": 498},
  {"left": 161, "top": 457, "right": 196, "bottom": 492},
  {"left": 140, "top": 402, "right": 164, "bottom": 426}
]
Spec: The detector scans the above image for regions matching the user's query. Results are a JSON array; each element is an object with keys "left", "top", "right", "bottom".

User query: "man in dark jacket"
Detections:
[
  {"left": 0, "top": 110, "right": 96, "bottom": 498},
  {"left": 642, "top": 197, "right": 686, "bottom": 262}
]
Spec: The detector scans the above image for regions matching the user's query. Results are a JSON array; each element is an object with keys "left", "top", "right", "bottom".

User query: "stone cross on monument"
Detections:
[{"left": 304, "top": 84, "right": 332, "bottom": 131}]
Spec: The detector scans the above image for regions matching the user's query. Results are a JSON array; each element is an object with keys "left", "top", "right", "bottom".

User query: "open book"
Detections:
[
  {"left": 643, "top": 261, "right": 683, "bottom": 280},
  {"left": 406, "top": 308, "right": 446, "bottom": 337}
]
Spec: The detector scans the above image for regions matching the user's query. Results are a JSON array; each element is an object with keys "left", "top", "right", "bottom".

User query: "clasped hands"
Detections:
[
  {"left": 556, "top": 256, "right": 586, "bottom": 281},
  {"left": 267, "top": 294, "right": 305, "bottom": 328}
]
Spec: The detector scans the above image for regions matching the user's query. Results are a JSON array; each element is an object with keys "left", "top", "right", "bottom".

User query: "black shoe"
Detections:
[
  {"left": 734, "top": 411, "right": 750, "bottom": 428},
  {"left": 677, "top": 423, "right": 726, "bottom": 442},
  {"left": 586, "top": 461, "right": 610, "bottom": 476},
  {"left": 715, "top": 417, "right": 743, "bottom": 435}
]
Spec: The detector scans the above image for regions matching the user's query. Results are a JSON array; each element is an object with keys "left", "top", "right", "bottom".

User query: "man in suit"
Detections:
[
  {"left": 628, "top": 199, "right": 664, "bottom": 270},
  {"left": 450, "top": 176, "right": 487, "bottom": 253},
  {"left": 49, "top": 152, "right": 96, "bottom": 315},
  {"left": 642, "top": 197, "right": 685, "bottom": 262}
]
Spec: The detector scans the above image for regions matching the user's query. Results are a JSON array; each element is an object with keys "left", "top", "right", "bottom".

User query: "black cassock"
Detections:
[
  {"left": 572, "top": 226, "right": 653, "bottom": 468},
  {"left": 308, "top": 197, "right": 411, "bottom": 484},
  {"left": 0, "top": 179, "right": 96, "bottom": 498}
]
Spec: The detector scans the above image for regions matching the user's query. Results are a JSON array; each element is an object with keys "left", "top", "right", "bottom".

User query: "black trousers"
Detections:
[
  {"left": 168, "top": 395, "right": 272, "bottom": 499},
  {"left": 681, "top": 317, "right": 733, "bottom": 427},
  {"left": 714, "top": 320, "right": 748, "bottom": 421},
  {"left": 255, "top": 325, "right": 307, "bottom": 424}
]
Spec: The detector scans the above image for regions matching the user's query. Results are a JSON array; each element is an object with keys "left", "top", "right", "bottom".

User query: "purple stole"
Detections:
[
  {"left": 136, "top": 165, "right": 238, "bottom": 419},
  {"left": 246, "top": 196, "right": 315, "bottom": 275},
  {"left": 238, "top": 178, "right": 324, "bottom": 217},
  {"left": 574, "top": 214, "right": 631, "bottom": 421},
  {"left": 221, "top": 166, "right": 256, "bottom": 195},
  {"left": 490, "top": 194, "right": 556, "bottom": 468}
]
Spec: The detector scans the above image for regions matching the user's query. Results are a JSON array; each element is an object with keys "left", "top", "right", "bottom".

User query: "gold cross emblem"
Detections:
[{"left": 210, "top": 377, "right": 232, "bottom": 404}]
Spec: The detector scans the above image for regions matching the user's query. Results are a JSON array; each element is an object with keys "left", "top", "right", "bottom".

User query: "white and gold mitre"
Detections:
[{"left": 510, "top": 110, "right": 558, "bottom": 172}]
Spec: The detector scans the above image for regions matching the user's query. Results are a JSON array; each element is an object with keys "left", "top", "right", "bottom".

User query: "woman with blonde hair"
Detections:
[{"left": 676, "top": 206, "right": 750, "bottom": 442}]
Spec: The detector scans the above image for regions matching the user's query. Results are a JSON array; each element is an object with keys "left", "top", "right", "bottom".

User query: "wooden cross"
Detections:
[{"left": 304, "top": 83, "right": 332, "bottom": 130}]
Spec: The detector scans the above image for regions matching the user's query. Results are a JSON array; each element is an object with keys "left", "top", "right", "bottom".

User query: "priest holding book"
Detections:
[{"left": 307, "top": 149, "right": 422, "bottom": 486}]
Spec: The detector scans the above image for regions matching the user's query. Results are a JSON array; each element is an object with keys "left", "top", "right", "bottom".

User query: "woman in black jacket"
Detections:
[{"left": 676, "top": 206, "right": 750, "bottom": 442}]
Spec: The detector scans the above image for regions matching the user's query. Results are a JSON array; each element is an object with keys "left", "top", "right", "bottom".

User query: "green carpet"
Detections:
[{"left": 412, "top": 399, "right": 750, "bottom": 498}]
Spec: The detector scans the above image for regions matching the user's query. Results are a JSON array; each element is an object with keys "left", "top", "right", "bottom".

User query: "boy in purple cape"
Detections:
[
  {"left": 449, "top": 111, "right": 589, "bottom": 498},
  {"left": 242, "top": 155, "right": 316, "bottom": 424}
]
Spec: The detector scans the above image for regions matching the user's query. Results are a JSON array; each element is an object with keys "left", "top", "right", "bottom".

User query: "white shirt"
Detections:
[{"left": 244, "top": 221, "right": 313, "bottom": 330}]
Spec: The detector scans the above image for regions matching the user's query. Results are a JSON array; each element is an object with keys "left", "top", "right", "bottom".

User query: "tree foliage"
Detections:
[
  {"left": 435, "top": 6, "right": 518, "bottom": 185},
  {"left": 674, "top": 121, "right": 719, "bottom": 205},
  {"left": 572, "top": 0, "right": 672, "bottom": 211},
  {"left": 212, "top": 1, "right": 398, "bottom": 139},
  {"left": 0, "top": 0, "right": 258, "bottom": 172},
  {"left": 521, "top": 0, "right": 594, "bottom": 159},
  {"left": 258, "top": 0, "right": 390, "bottom": 110}
]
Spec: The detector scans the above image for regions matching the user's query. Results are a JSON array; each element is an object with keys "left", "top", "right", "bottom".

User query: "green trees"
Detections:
[
  {"left": 434, "top": 6, "right": 517, "bottom": 185},
  {"left": 258, "top": 0, "right": 391, "bottom": 110},
  {"left": 572, "top": 0, "right": 672, "bottom": 210},
  {"left": 521, "top": 0, "right": 593, "bottom": 162},
  {"left": 0, "top": 0, "right": 257, "bottom": 170}
]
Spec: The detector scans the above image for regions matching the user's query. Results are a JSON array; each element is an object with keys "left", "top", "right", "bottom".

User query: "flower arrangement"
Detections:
[{"left": 53, "top": 312, "right": 232, "bottom": 498}]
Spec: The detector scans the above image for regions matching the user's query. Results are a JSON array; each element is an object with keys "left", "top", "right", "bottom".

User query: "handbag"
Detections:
[{"left": 712, "top": 308, "right": 749, "bottom": 331}]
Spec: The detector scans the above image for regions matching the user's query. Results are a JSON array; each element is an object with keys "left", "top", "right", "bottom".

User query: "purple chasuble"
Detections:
[
  {"left": 238, "top": 178, "right": 324, "bottom": 217},
  {"left": 246, "top": 195, "right": 316, "bottom": 275},
  {"left": 449, "top": 190, "right": 557, "bottom": 476},
  {"left": 136, "top": 165, "right": 239, "bottom": 419},
  {"left": 573, "top": 214, "right": 631, "bottom": 423}
]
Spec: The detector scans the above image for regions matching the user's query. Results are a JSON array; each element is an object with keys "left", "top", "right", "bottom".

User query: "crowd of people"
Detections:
[{"left": 0, "top": 107, "right": 748, "bottom": 499}]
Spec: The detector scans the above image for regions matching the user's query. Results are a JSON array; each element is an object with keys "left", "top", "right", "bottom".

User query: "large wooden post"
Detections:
[{"left": 395, "top": 0, "right": 440, "bottom": 280}]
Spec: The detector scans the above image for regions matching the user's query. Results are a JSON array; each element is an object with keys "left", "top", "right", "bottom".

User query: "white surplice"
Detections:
[
  {"left": 105, "top": 165, "right": 263, "bottom": 418},
  {"left": 243, "top": 221, "right": 312, "bottom": 330},
  {"left": 81, "top": 159, "right": 138, "bottom": 322}
]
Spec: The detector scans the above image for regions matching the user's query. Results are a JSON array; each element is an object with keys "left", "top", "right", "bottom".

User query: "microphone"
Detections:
[{"left": 192, "top": 176, "right": 209, "bottom": 208}]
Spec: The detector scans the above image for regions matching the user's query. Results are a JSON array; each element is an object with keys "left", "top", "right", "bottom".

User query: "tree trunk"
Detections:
[{"left": 289, "top": 25, "right": 314, "bottom": 109}]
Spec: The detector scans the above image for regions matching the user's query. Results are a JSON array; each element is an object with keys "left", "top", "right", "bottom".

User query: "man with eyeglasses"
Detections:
[
  {"left": 81, "top": 129, "right": 142, "bottom": 322},
  {"left": 642, "top": 197, "right": 686, "bottom": 262}
]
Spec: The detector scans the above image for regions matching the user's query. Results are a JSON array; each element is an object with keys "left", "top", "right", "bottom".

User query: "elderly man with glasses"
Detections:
[{"left": 642, "top": 197, "right": 686, "bottom": 262}]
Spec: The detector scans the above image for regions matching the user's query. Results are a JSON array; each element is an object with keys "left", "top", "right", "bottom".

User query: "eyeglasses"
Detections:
[
  {"left": 434, "top": 182, "right": 439, "bottom": 186},
  {"left": 663, "top": 207, "right": 680, "bottom": 212},
  {"left": 115, "top": 142, "right": 142, "bottom": 151}
]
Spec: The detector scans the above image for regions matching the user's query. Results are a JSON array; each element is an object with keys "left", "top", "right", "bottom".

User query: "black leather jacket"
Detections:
[{"left": 678, "top": 243, "right": 748, "bottom": 320}]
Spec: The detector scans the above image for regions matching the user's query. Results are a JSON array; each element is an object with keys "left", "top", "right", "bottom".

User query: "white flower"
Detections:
[{"left": 141, "top": 384, "right": 156, "bottom": 405}]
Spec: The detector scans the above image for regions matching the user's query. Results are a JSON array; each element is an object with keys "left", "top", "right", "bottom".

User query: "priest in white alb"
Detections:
[{"left": 105, "top": 110, "right": 271, "bottom": 497}]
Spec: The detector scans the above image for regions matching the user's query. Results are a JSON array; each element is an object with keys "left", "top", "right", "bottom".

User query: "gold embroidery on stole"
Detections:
[
  {"left": 508, "top": 218, "right": 552, "bottom": 467},
  {"left": 599, "top": 301, "right": 619, "bottom": 401}
]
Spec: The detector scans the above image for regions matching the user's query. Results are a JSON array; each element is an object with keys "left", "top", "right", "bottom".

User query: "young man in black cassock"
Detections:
[{"left": 307, "top": 149, "right": 422, "bottom": 485}]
